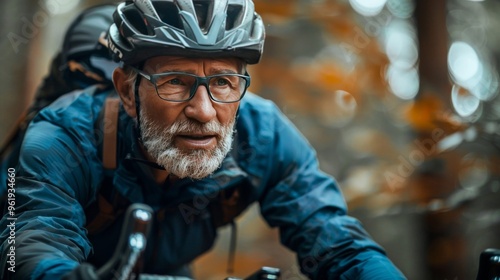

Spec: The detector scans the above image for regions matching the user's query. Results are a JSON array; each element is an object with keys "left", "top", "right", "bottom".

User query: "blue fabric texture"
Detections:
[{"left": 0, "top": 87, "right": 406, "bottom": 279}]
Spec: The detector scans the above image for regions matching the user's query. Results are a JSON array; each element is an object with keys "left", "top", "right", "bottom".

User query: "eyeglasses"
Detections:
[{"left": 130, "top": 67, "right": 251, "bottom": 103}]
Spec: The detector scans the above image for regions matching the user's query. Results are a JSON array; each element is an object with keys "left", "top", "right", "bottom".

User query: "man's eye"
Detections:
[
  {"left": 215, "top": 78, "right": 229, "bottom": 86},
  {"left": 157, "top": 76, "right": 184, "bottom": 87},
  {"left": 167, "top": 78, "right": 182, "bottom": 85}
]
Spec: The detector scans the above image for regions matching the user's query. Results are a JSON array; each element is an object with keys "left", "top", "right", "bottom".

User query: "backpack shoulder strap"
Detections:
[
  {"left": 85, "top": 94, "right": 129, "bottom": 235},
  {"left": 102, "top": 96, "right": 120, "bottom": 170},
  {"left": 210, "top": 180, "right": 251, "bottom": 228}
]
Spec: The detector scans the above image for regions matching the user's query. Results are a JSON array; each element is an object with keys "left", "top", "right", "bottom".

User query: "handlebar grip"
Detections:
[
  {"left": 243, "top": 267, "right": 280, "bottom": 280},
  {"left": 224, "top": 267, "right": 280, "bottom": 280},
  {"left": 476, "top": 248, "right": 500, "bottom": 280},
  {"left": 96, "top": 203, "right": 154, "bottom": 280}
]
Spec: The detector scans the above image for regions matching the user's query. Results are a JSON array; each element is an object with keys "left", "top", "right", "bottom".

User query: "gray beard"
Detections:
[{"left": 139, "top": 110, "right": 234, "bottom": 180}]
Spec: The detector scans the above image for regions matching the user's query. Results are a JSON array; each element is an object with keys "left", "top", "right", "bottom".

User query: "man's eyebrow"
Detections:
[
  {"left": 210, "top": 69, "right": 238, "bottom": 75},
  {"left": 150, "top": 67, "right": 196, "bottom": 73}
]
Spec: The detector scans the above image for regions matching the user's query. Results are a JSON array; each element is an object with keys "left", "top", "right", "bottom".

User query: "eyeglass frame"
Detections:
[{"left": 129, "top": 66, "right": 251, "bottom": 103}]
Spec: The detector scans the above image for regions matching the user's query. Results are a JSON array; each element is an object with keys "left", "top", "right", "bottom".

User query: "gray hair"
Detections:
[{"left": 122, "top": 65, "right": 138, "bottom": 86}]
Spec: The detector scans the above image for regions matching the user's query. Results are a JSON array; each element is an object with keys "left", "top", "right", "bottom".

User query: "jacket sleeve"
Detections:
[
  {"left": 259, "top": 105, "right": 406, "bottom": 279},
  {"left": 0, "top": 118, "right": 102, "bottom": 280}
]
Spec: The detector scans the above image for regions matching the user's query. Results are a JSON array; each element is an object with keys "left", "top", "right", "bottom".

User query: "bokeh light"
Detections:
[
  {"left": 386, "top": 65, "right": 419, "bottom": 100},
  {"left": 386, "top": 0, "right": 415, "bottom": 19},
  {"left": 448, "top": 41, "right": 482, "bottom": 91},
  {"left": 451, "top": 84, "right": 481, "bottom": 117},
  {"left": 469, "top": 64, "right": 499, "bottom": 101},
  {"left": 459, "top": 154, "right": 490, "bottom": 190},
  {"left": 385, "top": 21, "right": 418, "bottom": 69},
  {"left": 349, "top": 0, "right": 388, "bottom": 17},
  {"left": 319, "top": 90, "right": 358, "bottom": 128},
  {"left": 43, "top": 0, "right": 81, "bottom": 15},
  {"left": 383, "top": 19, "right": 419, "bottom": 101}
]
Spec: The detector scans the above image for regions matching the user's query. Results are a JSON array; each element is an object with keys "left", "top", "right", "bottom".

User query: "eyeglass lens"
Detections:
[{"left": 154, "top": 73, "right": 247, "bottom": 102}]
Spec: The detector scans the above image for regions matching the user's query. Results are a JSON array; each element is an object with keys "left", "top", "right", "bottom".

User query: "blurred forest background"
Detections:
[{"left": 1, "top": 0, "right": 500, "bottom": 279}]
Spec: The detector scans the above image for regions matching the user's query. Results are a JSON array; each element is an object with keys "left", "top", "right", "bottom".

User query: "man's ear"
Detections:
[{"left": 113, "top": 67, "right": 137, "bottom": 118}]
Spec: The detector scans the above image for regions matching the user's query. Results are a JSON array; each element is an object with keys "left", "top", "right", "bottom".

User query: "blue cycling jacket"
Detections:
[{"left": 0, "top": 86, "right": 406, "bottom": 279}]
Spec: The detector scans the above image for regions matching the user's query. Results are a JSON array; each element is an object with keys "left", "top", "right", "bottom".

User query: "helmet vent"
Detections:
[
  {"left": 194, "top": 2, "right": 209, "bottom": 32},
  {"left": 123, "top": 7, "right": 149, "bottom": 35},
  {"left": 154, "top": 1, "right": 183, "bottom": 30},
  {"left": 226, "top": 4, "right": 242, "bottom": 30}
]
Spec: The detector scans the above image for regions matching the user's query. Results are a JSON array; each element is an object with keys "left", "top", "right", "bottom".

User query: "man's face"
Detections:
[{"left": 137, "top": 56, "right": 243, "bottom": 179}]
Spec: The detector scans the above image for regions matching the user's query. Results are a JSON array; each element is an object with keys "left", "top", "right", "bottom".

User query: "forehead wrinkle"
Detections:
[
  {"left": 145, "top": 56, "right": 243, "bottom": 74},
  {"left": 148, "top": 66, "right": 239, "bottom": 76}
]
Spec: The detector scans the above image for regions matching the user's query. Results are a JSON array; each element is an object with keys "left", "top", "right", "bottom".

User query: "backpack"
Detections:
[{"left": 0, "top": 4, "right": 117, "bottom": 197}]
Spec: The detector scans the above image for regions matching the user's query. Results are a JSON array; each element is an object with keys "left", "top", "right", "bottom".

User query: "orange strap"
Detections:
[
  {"left": 85, "top": 195, "right": 116, "bottom": 234},
  {"left": 85, "top": 96, "right": 121, "bottom": 235},
  {"left": 102, "top": 97, "right": 120, "bottom": 169}
]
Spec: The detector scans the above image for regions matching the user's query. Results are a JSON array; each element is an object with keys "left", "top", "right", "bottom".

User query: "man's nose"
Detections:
[{"left": 184, "top": 84, "right": 217, "bottom": 123}]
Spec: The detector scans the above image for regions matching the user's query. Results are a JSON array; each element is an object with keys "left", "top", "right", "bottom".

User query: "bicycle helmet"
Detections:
[{"left": 108, "top": 0, "right": 265, "bottom": 65}]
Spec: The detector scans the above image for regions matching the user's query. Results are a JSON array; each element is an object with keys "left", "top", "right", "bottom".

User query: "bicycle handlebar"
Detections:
[
  {"left": 96, "top": 203, "right": 153, "bottom": 280},
  {"left": 96, "top": 203, "right": 280, "bottom": 280}
]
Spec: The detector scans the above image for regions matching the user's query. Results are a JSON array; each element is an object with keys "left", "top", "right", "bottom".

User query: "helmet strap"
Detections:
[{"left": 133, "top": 62, "right": 145, "bottom": 142}]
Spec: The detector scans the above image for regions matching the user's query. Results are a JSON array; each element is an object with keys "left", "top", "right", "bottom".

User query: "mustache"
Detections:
[{"left": 168, "top": 119, "right": 226, "bottom": 137}]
